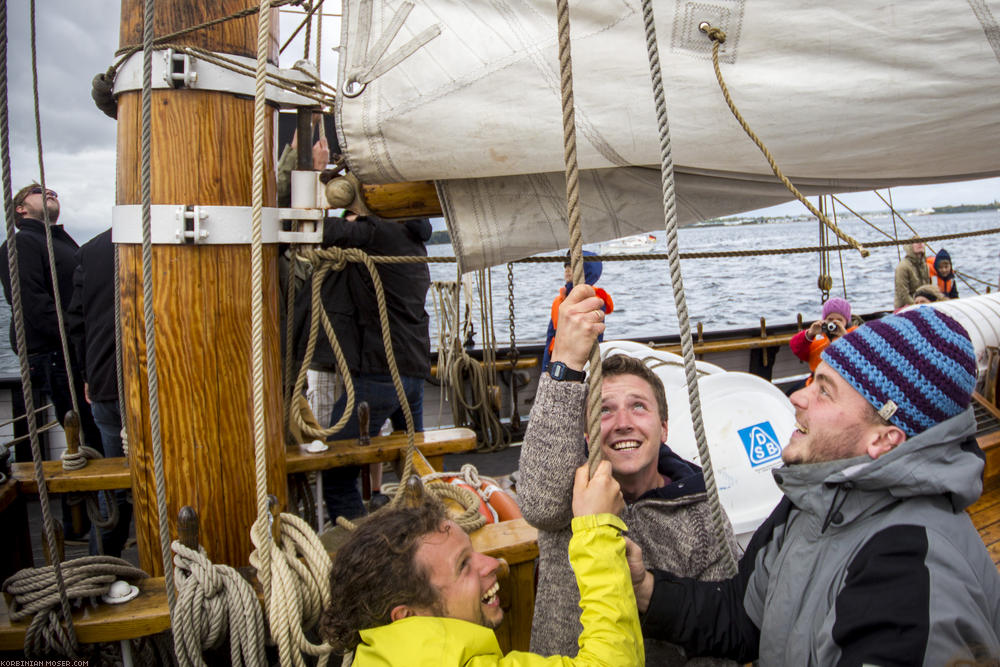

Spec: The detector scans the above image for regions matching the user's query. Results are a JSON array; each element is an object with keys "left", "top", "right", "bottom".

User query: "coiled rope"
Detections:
[
  {"left": 172, "top": 542, "right": 266, "bottom": 667},
  {"left": 640, "top": 0, "right": 736, "bottom": 575},
  {"left": 3, "top": 556, "right": 146, "bottom": 657},
  {"left": 553, "top": 0, "right": 604, "bottom": 475}
]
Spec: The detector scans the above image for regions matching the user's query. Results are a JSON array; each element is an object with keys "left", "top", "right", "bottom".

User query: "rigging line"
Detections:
[
  {"left": 31, "top": 1, "right": 83, "bottom": 442},
  {"left": 302, "top": 0, "right": 312, "bottom": 58},
  {"left": 282, "top": 0, "right": 324, "bottom": 56},
  {"left": 954, "top": 270, "right": 999, "bottom": 288},
  {"left": 554, "top": 0, "right": 604, "bottom": 476},
  {"left": 887, "top": 188, "right": 901, "bottom": 263},
  {"left": 0, "top": 402, "right": 53, "bottom": 428},
  {"left": 113, "top": 0, "right": 301, "bottom": 66},
  {"left": 649, "top": 10, "right": 735, "bottom": 575},
  {"left": 114, "top": 238, "right": 128, "bottom": 458},
  {"left": 831, "top": 198, "right": 848, "bottom": 298},
  {"left": 700, "top": 24, "right": 869, "bottom": 259},
  {"left": 873, "top": 189, "right": 981, "bottom": 296},
  {"left": 139, "top": 0, "right": 178, "bottom": 626},
  {"left": 21, "top": 0, "right": 78, "bottom": 654},
  {"left": 829, "top": 195, "right": 901, "bottom": 242}
]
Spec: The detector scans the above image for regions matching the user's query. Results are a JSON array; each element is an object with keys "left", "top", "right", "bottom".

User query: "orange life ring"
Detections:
[
  {"left": 446, "top": 478, "right": 498, "bottom": 524},
  {"left": 481, "top": 483, "right": 523, "bottom": 522}
]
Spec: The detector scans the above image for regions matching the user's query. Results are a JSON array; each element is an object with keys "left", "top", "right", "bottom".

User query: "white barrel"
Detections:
[
  {"left": 597, "top": 340, "right": 725, "bottom": 390},
  {"left": 665, "top": 372, "right": 791, "bottom": 547},
  {"left": 922, "top": 293, "right": 1000, "bottom": 378}
]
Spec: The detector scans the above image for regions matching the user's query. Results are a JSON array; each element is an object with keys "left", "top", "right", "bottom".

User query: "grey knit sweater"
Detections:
[{"left": 518, "top": 374, "right": 738, "bottom": 665}]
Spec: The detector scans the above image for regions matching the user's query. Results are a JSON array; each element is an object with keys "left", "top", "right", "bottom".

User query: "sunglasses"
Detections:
[{"left": 27, "top": 187, "right": 57, "bottom": 198}]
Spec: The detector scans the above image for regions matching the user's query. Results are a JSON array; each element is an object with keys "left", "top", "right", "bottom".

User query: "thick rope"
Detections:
[
  {"left": 10, "top": 0, "right": 79, "bottom": 653},
  {"left": 246, "top": 0, "right": 286, "bottom": 660},
  {"left": 171, "top": 541, "right": 266, "bottom": 667},
  {"left": 700, "top": 24, "right": 868, "bottom": 259},
  {"left": 3, "top": 556, "right": 146, "bottom": 657},
  {"left": 114, "top": 242, "right": 128, "bottom": 457},
  {"left": 249, "top": 513, "right": 333, "bottom": 667},
  {"left": 244, "top": 225, "right": 1000, "bottom": 265},
  {"left": 553, "top": 0, "right": 604, "bottom": 475},
  {"left": 139, "top": 0, "right": 178, "bottom": 626},
  {"left": 643, "top": 1, "right": 737, "bottom": 575}
]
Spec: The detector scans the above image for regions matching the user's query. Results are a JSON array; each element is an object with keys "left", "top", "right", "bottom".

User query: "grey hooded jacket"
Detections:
[{"left": 643, "top": 406, "right": 1000, "bottom": 666}]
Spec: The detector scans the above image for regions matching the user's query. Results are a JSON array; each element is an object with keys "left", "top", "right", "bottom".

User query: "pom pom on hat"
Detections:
[
  {"left": 821, "top": 297, "right": 851, "bottom": 322},
  {"left": 821, "top": 306, "right": 976, "bottom": 436}
]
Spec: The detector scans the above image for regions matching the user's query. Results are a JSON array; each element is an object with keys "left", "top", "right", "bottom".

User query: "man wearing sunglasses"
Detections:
[{"left": 1, "top": 184, "right": 104, "bottom": 511}]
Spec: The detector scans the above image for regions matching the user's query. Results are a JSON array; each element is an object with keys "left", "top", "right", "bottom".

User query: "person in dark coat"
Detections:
[
  {"left": 294, "top": 212, "right": 433, "bottom": 521},
  {"left": 67, "top": 228, "right": 132, "bottom": 556},
  {"left": 0, "top": 183, "right": 104, "bottom": 539}
]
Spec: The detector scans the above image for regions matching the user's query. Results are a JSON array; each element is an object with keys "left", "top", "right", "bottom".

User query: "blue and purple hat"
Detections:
[{"left": 820, "top": 306, "right": 977, "bottom": 436}]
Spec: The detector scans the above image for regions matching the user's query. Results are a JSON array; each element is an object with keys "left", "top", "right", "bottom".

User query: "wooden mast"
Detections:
[{"left": 116, "top": 1, "right": 286, "bottom": 574}]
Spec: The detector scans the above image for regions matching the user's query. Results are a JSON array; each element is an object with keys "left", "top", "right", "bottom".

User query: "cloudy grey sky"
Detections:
[{"left": 6, "top": 3, "right": 999, "bottom": 245}]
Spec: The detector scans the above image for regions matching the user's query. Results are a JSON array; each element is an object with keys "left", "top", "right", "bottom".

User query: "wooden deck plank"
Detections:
[
  {"left": 0, "top": 577, "right": 169, "bottom": 650},
  {"left": 431, "top": 357, "right": 538, "bottom": 378},
  {"left": 971, "top": 485, "right": 1000, "bottom": 571},
  {"left": 286, "top": 427, "right": 477, "bottom": 474}
]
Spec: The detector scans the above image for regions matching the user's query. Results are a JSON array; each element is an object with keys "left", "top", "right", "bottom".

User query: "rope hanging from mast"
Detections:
[
  {"left": 640, "top": 1, "right": 737, "bottom": 576},
  {"left": 554, "top": 0, "right": 605, "bottom": 476}
]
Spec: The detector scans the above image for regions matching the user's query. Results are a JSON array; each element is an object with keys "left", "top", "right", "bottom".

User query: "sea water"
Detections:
[
  {"left": 0, "top": 209, "right": 996, "bottom": 374},
  {"left": 427, "top": 209, "right": 1000, "bottom": 350}
]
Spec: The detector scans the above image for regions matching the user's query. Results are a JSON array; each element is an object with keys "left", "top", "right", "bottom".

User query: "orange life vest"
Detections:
[
  {"left": 926, "top": 256, "right": 954, "bottom": 296},
  {"left": 547, "top": 286, "right": 615, "bottom": 353}
]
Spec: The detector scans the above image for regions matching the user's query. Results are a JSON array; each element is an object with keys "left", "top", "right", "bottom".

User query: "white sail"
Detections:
[{"left": 336, "top": 0, "right": 1000, "bottom": 269}]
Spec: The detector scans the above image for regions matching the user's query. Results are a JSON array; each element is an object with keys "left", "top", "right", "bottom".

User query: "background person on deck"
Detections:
[
  {"left": 788, "top": 297, "right": 857, "bottom": 380},
  {"left": 540, "top": 250, "right": 613, "bottom": 372},
  {"left": 519, "top": 284, "right": 736, "bottom": 665},
  {"left": 290, "top": 201, "right": 433, "bottom": 521},
  {"left": 67, "top": 228, "right": 132, "bottom": 557},
  {"left": 0, "top": 183, "right": 104, "bottom": 541},
  {"left": 894, "top": 238, "right": 931, "bottom": 309},
  {"left": 913, "top": 283, "right": 946, "bottom": 304},
  {"left": 319, "top": 462, "right": 643, "bottom": 666},
  {"left": 927, "top": 247, "right": 959, "bottom": 299},
  {"left": 630, "top": 307, "right": 1000, "bottom": 666}
]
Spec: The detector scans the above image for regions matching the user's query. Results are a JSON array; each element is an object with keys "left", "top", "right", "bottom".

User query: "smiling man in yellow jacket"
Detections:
[{"left": 320, "top": 462, "right": 644, "bottom": 666}]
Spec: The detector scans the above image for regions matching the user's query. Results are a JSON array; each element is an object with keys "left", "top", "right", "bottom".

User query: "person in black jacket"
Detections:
[
  {"left": 67, "top": 228, "right": 132, "bottom": 556},
  {"left": 0, "top": 184, "right": 103, "bottom": 461},
  {"left": 1, "top": 183, "right": 104, "bottom": 541},
  {"left": 294, "top": 211, "right": 432, "bottom": 521}
]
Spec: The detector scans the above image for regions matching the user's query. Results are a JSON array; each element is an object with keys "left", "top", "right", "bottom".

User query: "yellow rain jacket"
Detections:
[{"left": 352, "top": 514, "right": 643, "bottom": 666}]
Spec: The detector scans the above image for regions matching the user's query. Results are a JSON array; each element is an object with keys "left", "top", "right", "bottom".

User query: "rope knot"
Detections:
[{"left": 698, "top": 22, "right": 727, "bottom": 44}]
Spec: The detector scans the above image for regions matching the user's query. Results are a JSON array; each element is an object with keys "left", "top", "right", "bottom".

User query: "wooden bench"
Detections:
[
  {"left": 9, "top": 427, "right": 477, "bottom": 495},
  {"left": 0, "top": 576, "right": 170, "bottom": 650},
  {"left": 287, "top": 426, "right": 477, "bottom": 474},
  {"left": 11, "top": 457, "right": 132, "bottom": 494}
]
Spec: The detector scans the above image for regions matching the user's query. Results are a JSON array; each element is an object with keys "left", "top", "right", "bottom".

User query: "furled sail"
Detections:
[{"left": 336, "top": 0, "right": 1000, "bottom": 270}]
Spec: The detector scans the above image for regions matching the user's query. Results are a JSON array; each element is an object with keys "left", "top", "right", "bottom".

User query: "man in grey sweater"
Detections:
[{"left": 518, "top": 284, "right": 737, "bottom": 665}]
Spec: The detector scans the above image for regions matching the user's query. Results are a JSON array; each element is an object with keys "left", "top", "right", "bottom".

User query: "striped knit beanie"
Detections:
[{"left": 820, "top": 306, "right": 976, "bottom": 436}]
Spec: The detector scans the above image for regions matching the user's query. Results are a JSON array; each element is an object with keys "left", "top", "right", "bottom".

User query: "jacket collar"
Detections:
[
  {"left": 773, "top": 407, "right": 982, "bottom": 530},
  {"left": 356, "top": 616, "right": 501, "bottom": 664}
]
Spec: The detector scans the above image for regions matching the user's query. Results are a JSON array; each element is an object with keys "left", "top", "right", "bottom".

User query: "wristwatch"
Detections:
[{"left": 548, "top": 361, "right": 586, "bottom": 382}]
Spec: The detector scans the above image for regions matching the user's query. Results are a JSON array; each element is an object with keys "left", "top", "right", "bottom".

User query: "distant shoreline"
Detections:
[{"left": 428, "top": 203, "right": 1000, "bottom": 243}]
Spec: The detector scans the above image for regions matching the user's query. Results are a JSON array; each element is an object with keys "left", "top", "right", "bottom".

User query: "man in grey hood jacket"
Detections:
[{"left": 633, "top": 306, "right": 1000, "bottom": 666}]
